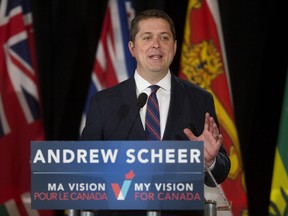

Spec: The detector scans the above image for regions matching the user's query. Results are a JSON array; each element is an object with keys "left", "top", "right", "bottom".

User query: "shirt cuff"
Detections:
[{"left": 205, "top": 158, "right": 216, "bottom": 171}]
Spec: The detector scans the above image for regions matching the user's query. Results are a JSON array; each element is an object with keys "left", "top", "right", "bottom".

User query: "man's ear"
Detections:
[{"left": 128, "top": 41, "right": 135, "bottom": 57}]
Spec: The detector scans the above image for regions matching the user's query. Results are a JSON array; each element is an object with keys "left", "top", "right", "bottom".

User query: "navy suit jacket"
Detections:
[{"left": 80, "top": 74, "right": 230, "bottom": 186}]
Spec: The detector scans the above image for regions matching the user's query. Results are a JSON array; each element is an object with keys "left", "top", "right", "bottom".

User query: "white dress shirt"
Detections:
[{"left": 134, "top": 71, "right": 171, "bottom": 140}]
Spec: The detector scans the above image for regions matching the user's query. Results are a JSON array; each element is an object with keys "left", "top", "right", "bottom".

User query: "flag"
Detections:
[
  {"left": 178, "top": 0, "right": 248, "bottom": 215},
  {"left": 269, "top": 71, "right": 288, "bottom": 215},
  {"left": 0, "top": 0, "right": 53, "bottom": 215},
  {"left": 80, "top": 0, "right": 136, "bottom": 132}
]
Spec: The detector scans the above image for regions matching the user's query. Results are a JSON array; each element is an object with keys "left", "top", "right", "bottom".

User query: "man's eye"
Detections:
[
  {"left": 161, "top": 36, "right": 170, "bottom": 41},
  {"left": 143, "top": 36, "right": 151, "bottom": 41}
]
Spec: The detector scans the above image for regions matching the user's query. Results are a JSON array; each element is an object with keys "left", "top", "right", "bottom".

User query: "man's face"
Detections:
[{"left": 129, "top": 18, "right": 177, "bottom": 78}]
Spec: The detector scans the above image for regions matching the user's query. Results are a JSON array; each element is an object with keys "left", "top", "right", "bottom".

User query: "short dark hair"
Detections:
[{"left": 129, "top": 9, "right": 176, "bottom": 42}]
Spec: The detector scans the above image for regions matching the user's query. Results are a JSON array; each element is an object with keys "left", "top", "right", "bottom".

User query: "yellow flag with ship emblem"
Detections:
[
  {"left": 269, "top": 70, "right": 288, "bottom": 215},
  {"left": 178, "top": 0, "right": 248, "bottom": 215}
]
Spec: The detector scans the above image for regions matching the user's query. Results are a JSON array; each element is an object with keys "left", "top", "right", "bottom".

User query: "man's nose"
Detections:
[{"left": 152, "top": 38, "right": 160, "bottom": 48}]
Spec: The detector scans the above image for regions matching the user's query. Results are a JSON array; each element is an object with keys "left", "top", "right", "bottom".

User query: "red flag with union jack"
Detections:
[
  {"left": 80, "top": 0, "right": 136, "bottom": 131},
  {"left": 0, "top": 0, "right": 54, "bottom": 215},
  {"left": 179, "top": 0, "right": 248, "bottom": 215}
]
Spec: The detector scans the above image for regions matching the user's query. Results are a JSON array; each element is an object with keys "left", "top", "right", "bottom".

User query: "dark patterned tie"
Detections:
[{"left": 145, "top": 85, "right": 161, "bottom": 140}]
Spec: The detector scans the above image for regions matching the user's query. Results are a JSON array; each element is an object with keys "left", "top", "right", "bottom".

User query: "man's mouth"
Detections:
[{"left": 149, "top": 54, "right": 163, "bottom": 59}]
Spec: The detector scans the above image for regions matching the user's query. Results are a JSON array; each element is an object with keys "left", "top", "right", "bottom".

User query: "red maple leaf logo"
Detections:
[{"left": 125, "top": 170, "right": 135, "bottom": 180}]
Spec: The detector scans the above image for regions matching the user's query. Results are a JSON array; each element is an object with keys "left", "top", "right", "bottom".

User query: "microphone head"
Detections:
[{"left": 137, "top": 93, "right": 148, "bottom": 109}]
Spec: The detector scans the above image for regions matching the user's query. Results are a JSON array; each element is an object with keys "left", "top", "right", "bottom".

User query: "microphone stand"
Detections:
[{"left": 126, "top": 93, "right": 147, "bottom": 139}]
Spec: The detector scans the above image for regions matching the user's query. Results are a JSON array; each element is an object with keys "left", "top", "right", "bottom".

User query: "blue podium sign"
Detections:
[{"left": 31, "top": 141, "right": 204, "bottom": 210}]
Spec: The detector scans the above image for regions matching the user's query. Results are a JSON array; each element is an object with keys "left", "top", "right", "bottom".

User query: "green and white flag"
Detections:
[{"left": 269, "top": 70, "right": 288, "bottom": 216}]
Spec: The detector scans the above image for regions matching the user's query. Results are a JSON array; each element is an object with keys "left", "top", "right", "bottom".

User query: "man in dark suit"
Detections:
[{"left": 80, "top": 9, "right": 230, "bottom": 216}]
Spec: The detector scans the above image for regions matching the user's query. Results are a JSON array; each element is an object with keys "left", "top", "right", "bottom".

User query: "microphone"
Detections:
[
  {"left": 137, "top": 92, "right": 148, "bottom": 110},
  {"left": 126, "top": 93, "right": 148, "bottom": 139}
]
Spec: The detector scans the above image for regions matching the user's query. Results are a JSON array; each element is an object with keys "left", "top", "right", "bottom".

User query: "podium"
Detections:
[{"left": 30, "top": 141, "right": 231, "bottom": 216}]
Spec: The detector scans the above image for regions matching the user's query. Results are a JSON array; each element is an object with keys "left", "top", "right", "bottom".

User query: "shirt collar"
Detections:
[{"left": 134, "top": 70, "right": 171, "bottom": 93}]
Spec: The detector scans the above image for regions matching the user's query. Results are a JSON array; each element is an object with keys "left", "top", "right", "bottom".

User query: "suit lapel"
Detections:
[
  {"left": 163, "top": 75, "right": 186, "bottom": 140},
  {"left": 120, "top": 78, "right": 147, "bottom": 140}
]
